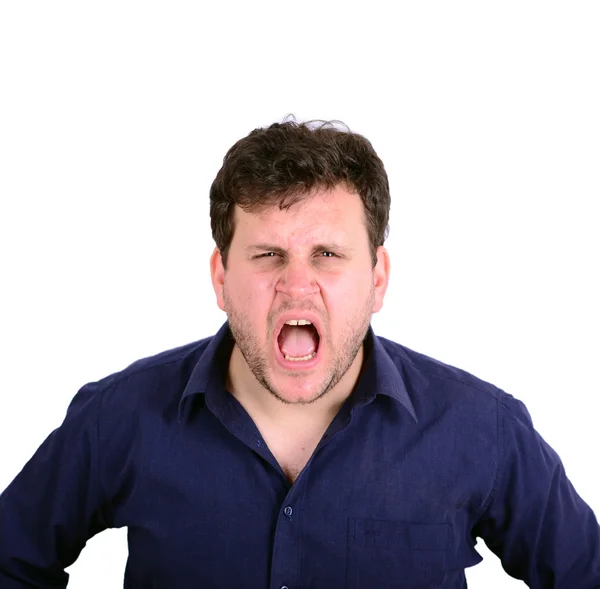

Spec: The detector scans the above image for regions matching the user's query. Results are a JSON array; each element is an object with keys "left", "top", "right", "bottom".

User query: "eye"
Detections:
[
  {"left": 255, "top": 252, "right": 279, "bottom": 258},
  {"left": 319, "top": 251, "right": 336, "bottom": 258}
]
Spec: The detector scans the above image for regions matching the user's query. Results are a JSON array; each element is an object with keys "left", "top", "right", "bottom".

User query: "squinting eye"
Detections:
[
  {"left": 257, "top": 252, "right": 278, "bottom": 258},
  {"left": 320, "top": 252, "right": 335, "bottom": 257}
]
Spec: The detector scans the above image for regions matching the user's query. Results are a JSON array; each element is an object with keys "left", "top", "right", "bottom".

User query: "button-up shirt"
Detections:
[{"left": 1, "top": 323, "right": 599, "bottom": 588}]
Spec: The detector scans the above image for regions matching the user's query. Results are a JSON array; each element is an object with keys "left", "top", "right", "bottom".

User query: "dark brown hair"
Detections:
[{"left": 209, "top": 119, "right": 390, "bottom": 267}]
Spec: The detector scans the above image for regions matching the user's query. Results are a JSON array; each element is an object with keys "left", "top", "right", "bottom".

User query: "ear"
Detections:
[
  {"left": 372, "top": 246, "right": 390, "bottom": 314},
  {"left": 210, "top": 247, "right": 226, "bottom": 312}
]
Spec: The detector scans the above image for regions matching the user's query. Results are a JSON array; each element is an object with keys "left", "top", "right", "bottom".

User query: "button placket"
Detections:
[{"left": 270, "top": 467, "right": 307, "bottom": 588}]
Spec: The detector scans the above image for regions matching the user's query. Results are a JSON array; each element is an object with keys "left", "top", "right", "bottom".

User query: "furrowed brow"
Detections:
[
  {"left": 313, "top": 243, "right": 353, "bottom": 254},
  {"left": 246, "top": 244, "right": 287, "bottom": 255},
  {"left": 314, "top": 242, "right": 351, "bottom": 251},
  {"left": 245, "top": 243, "right": 354, "bottom": 255}
]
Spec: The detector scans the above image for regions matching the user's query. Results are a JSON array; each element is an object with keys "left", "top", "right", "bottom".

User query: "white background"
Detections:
[{"left": 1, "top": 2, "right": 599, "bottom": 587}]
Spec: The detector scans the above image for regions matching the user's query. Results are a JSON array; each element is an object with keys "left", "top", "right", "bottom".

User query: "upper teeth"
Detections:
[{"left": 285, "top": 319, "right": 312, "bottom": 326}]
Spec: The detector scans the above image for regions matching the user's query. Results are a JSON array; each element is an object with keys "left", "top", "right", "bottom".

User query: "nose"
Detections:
[{"left": 275, "top": 259, "right": 319, "bottom": 299}]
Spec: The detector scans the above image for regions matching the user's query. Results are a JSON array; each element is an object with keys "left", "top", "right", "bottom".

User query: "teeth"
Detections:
[
  {"left": 285, "top": 319, "right": 312, "bottom": 326},
  {"left": 284, "top": 352, "right": 317, "bottom": 362}
]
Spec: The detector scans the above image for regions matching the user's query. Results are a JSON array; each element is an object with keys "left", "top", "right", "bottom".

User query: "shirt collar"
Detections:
[
  {"left": 178, "top": 322, "right": 233, "bottom": 422},
  {"left": 178, "top": 322, "right": 417, "bottom": 423},
  {"left": 352, "top": 327, "right": 418, "bottom": 422}
]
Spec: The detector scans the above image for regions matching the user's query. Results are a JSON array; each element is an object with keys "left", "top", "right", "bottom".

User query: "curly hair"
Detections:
[{"left": 209, "top": 119, "right": 391, "bottom": 267}]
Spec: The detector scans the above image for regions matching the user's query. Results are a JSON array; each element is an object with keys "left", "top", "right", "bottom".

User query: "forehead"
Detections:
[{"left": 232, "top": 186, "right": 368, "bottom": 245}]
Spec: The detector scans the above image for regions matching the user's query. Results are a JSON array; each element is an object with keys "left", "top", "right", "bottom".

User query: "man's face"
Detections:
[{"left": 211, "top": 185, "right": 389, "bottom": 405}]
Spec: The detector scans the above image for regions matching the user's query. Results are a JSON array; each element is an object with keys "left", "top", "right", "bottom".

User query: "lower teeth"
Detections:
[{"left": 284, "top": 352, "right": 316, "bottom": 362}]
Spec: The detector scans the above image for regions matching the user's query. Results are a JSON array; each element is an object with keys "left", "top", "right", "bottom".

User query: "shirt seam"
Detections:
[
  {"left": 95, "top": 379, "right": 119, "bottom": 527},
  {"left": 475, "top": 393, "right": 506, "bottom": 523}
]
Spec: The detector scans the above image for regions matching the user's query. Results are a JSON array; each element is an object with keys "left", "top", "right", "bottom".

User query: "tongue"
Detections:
[{"left": 278, "top": 325, "right": 318, "bottom": 358}]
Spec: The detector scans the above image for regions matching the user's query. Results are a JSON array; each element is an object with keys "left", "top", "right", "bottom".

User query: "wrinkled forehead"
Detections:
[{"left": 232, "top": 188, "right": 369, "bottom": 246}]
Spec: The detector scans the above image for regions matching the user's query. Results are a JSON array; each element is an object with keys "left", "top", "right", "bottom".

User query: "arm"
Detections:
[
  {"left": 0, "top": 382, "right": 109, "bottom": 588},
  {"left": 474, "top": 394, "right": 600, "bottom": 588}
]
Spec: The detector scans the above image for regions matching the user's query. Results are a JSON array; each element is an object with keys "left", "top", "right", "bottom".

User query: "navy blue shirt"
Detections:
[{"left": 1, "top": 323, "right": 599, "bottom": 588}]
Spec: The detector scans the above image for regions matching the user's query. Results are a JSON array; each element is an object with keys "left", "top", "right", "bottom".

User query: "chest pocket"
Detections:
[{"left": 345, "top": 518, "right": 451, "bottom": 589}]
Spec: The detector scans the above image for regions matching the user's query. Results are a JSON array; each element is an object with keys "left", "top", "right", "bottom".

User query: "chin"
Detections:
[{"left": 267, "top": 374, "right": 330, "bottom": 406}]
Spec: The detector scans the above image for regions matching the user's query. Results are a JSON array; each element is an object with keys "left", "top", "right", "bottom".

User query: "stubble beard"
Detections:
[{"left": 224, "top": 288, "right": 374, "bottom": 405}]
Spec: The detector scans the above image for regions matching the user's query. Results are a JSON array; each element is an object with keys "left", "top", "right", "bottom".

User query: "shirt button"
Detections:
[{"left": 284, "top": 506, "right": 293, "bottom": 517}]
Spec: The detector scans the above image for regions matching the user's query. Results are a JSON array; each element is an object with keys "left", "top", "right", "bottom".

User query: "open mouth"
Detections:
[{"left": 277, "top": 319, "right": 320, "bottom": 363}]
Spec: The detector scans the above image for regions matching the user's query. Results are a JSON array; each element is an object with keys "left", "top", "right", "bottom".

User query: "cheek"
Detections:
[
  {"left": 320, "top": 272, "right": 373, "bottom": 316},
  {"left": 226, "top": 271, "right": 274, "bottom": 315}
]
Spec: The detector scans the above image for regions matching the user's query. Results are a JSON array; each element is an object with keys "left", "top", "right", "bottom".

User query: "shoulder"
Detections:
[
  {"left": 70, "top": 336, "right": 215, "bottom": 424},
  {"left": 371, "top": 335, "right": 525, "bottom": 519},
  {"left": 70, "top": 336, "right": 217, "bottom": 492},
  {"left": 86, "top": 336, "right": 213, "bottom": 397},
  {"left": 98, "top": 336, "right": 213, "bottom": 389},
  {"left": 376, "top": 335, "right": 512, "bottom": 419}
]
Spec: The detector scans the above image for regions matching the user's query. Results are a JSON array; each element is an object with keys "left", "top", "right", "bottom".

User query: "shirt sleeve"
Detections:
[
  {"left": 474, "top": 393, "right": 600, "bottom": 588},
  {"left": 0, "top": 381, "right": 110, "bottom": 588}
]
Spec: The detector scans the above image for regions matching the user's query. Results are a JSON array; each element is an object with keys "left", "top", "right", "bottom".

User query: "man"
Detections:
[{"left": 1, "top": 120, "right": 599, "bottom": 588}]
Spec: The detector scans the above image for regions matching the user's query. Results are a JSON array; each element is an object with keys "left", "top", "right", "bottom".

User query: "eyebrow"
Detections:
[
  {"left": 246, "top": 244, "right": 286, "bottom": 255},
  {"left": 246, "top": 243, "right": 353, "bottom": 254}
]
